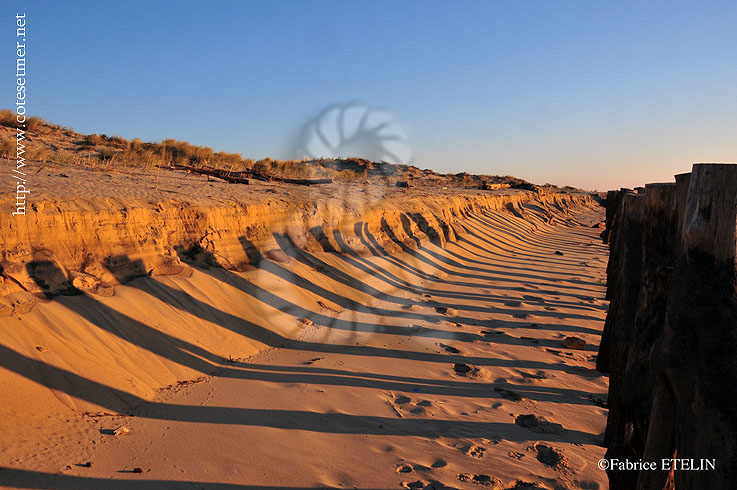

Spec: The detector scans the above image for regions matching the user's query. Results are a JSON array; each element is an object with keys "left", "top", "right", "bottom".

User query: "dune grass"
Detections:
[{"left": 0, "top": 109, "right": 574, "bottom": 191}]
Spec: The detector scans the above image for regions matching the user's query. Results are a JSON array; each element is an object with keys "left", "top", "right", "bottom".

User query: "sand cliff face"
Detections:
[
  {"left": 598, "top": 164, "right": 737, "bottom": 490},
  {"left": 0, "top": 185, "right": 589, "bottom": 311}
]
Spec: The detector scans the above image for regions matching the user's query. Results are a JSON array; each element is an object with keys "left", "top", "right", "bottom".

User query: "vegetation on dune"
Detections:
[{"left": 0, "top": 109, "right": 581, "bottom": 191}]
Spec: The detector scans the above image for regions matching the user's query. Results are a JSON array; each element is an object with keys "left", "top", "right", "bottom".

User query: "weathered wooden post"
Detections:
[{"left": 638, "top": 164, "right": 737, "bottom": 489}]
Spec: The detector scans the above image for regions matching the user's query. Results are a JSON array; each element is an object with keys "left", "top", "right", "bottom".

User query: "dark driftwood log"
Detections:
[
  {"left": 278, "top": 177, "right": 333, "bottom": 185},
  {"left": 169, "top": 164, "right": 334, "bottom": 186},
  {"left": 170, "top": 164, "right": 250, "bottom": 184},
  {"left": 638, "top": 164, "right": 737, "bottom": 490}
]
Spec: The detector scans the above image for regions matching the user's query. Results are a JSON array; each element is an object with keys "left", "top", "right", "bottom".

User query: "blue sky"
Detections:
[{"left": 4, "top": 1, "right": 736, "bottom": 190}]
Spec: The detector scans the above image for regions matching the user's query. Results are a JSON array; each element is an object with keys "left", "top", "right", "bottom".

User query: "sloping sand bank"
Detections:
[{"left": 0, "top": 163, "right": 608, "bottom": 489}]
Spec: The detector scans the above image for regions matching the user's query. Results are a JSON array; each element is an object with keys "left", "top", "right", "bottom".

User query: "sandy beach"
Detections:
[{"left": 0, "top": 163, "right": 609, "bottom": 489}]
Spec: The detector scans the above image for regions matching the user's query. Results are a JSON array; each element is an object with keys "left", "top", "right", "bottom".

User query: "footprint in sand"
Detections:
[
  {"left": 435, "top": 306, "right": 458, "bottom": 316},
  {"left": 466, "top": 446, "right": 486, "bottom": 458},
  {"left": 401, "top": 480, "right": 457, "bottom": 490},
  {"left": 389, "top": 395, "right": 435, "bottom": 417},
  {"left": 457, "top": 473, "right": 499, "bottom": 486},
  {"left": 452, "top": 363, "right": 484, "bottom": 378},
  {"left": 437, "top": 343, "right": 461, "bottom": 354},
  {"left": 494, "top": 387, "right": 524, "bottom": 401},
  {"left": 534, "top": 443, "right": 567, "bottom": 470},
  {"left": 396, "top": 462, "right": 414, "bottom": 473},
  {"left": 519, "top": 336, "right": 540, "bottom": 344},
  {"left": 514, "top": 414, "right": 564, "bottom": 435},
  {"left": 517, "top": 370, "right": 551, "bottom": 381},
  {"left": 450, "top": 441, "right": 486, "bottom": 458},
  {"left": 409, "top": 402, "right": 432, "bottom": 415},
  {"left": 522, "top": 295, "right": 545, "bottom": 302}
]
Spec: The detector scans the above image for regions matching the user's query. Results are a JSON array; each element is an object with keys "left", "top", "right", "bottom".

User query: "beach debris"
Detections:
[
  {"left": 132, "top": 467, "right": 143, "bottom": 473},
  {"left": 588, "top": 393, "right": 608, "bottom": 408},
  {"left": 561, "top": 336, "right": 586, "bottom": 350},
  {"left": 170, "top": 163, "right": 334, "bottom": 186},
  {"left": 299, "top": 317, "right": 314, "bottom": 326},
  {"left": 84, "top": 461, "right": 93, "bottom": 468},
  {"left": 554, "top": 250, "right": 564, "bottom": 255},
  {"left": 317, "top": 300, "right": 343, "bottom": 313},
  {"left": 303, "top": 357, "right": 323, "bottom": 365},
  {"left": 35, "top": 346, "right": 48, "bottom": 352},
  {"left": 112, "top": 426, "right": 130, "bottom": 436}
]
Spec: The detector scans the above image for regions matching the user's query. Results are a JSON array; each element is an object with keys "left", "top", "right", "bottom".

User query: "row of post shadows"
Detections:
[
  {"left": 270, "top": 231, "right": 607, "bottom": 332},
  {"left": 465, "top": 212, "right": 597, "bottom": 273},
  {"left": 374, "top": 219, "right": 605, "bottom": 321},
  {"left": 382, "top": 214, "right": 605, "bottom": 293},
  {"left": 166, "top": 245, "right": 604, "bottom": 373},
  {"left": 0, "top": 345, "right": 600, "bottom": 442},
  {"left": 324, "top": 224, "right": 605, "bottom": 315}
]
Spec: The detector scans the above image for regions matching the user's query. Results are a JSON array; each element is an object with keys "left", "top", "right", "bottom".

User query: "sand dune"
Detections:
[{"left": 0, "top": 163, "right": 608, "bottom": 489}]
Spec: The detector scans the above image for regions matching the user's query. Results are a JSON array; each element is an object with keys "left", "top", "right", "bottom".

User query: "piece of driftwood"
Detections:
[
  {"left": 278, "top": 177, "right": 333, "bottom": 185},
  {"left": 169, "top": 164, "right": 333, "bottom": 186},
  {"left": 169, "top": 164, "right": 250, "bottom": 184}
]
